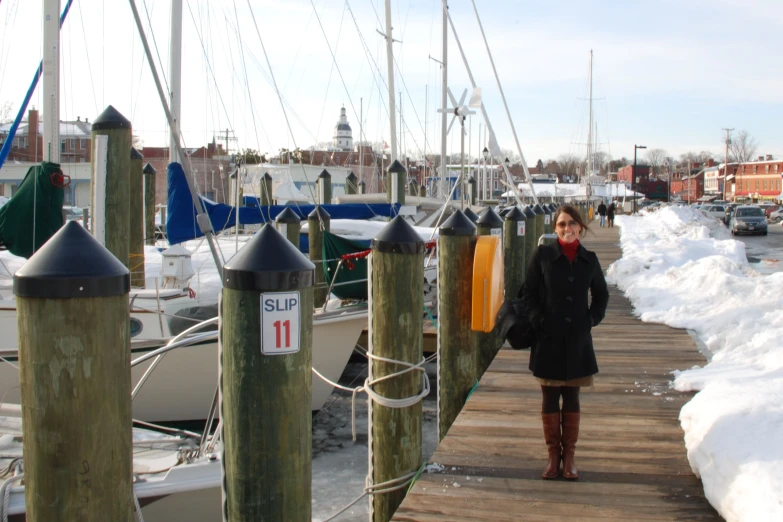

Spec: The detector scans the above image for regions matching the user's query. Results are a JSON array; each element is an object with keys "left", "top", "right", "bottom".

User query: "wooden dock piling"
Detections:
[
  {"left": 143, "top": 163, "right": 156, "bottom": 245},
  {"left": 467, "top": 176, "right": 477, "bottom": 205},
  {"left": 437, "top": 210, "right": 478, "bottom": 441},
  {"left": 503, "top": 206, "right": 526, "bottom": 299},
  {"left": 345, "top": 171, "right": 359, "bottom": 195},
  {"left": 15, "top": 221, "right": 133, "bottom": 522},
  {"left": 387, "top": 160, "right": 407, "bottom": 205},
  {"left": 129, "top": 147, "right": 145, "bottom": 287},
  {"left": 419, "top": 184, "right": 426, "bottom": 197},
  {"left": 522, "top": 206, "right": 536, "bottom": 270},
  {"left": 317, "top": 169, "right": 332, "bottom": 205},
  {"left": 90, "top": 105, "right": 132, "bottom": 268},
  {"left": 221, "top": 224, "right": 314, "bottom": 521},
  {"left": 259, "top": 172, "right": 273, "bottom": 207},
  {"left": 275, "top": 206, "right": 301, "bottom": 248},
  {"left": 369, "top": 216, "right": 424, "bottom": 522},
  {"left": 532, "top": 203, "right": 545, "bottom": 245},
  {"left": 308, "top": 206, "right": 331, "bottom": 307}
]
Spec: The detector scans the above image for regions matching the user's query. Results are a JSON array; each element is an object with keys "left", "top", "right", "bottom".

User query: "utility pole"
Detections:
[{"left": 722, "top": 128, "right": 733, "bottom": 202}]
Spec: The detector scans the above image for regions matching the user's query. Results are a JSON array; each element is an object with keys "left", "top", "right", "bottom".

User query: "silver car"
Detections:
[{"left": 731, "top": 206, "right": 768, "bottom": 236}]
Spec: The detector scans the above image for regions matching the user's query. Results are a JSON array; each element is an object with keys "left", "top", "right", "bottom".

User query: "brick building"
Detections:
[
  {"left": 0, "top": 108, "right": 91, "bottom": 164},
  {"left": 729, "top": 155, "right": 783, "bottom": 201}
]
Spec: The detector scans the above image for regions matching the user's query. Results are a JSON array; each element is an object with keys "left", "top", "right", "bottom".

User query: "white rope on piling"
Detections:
[
  {"left": 1, "top": 471, "right": 23, "bottom": 522},
  {"left": 320, "top": 471, "right": 418, "bottom": 522}
]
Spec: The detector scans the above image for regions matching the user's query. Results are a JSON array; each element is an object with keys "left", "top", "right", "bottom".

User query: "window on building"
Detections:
[
  {"left": 764, "top": 180, "right": 768, "bottom": 190},
  {"left": 68, "top": 138, "right": 76, "bottom": 149},
  {"left": 778, "top": 180, "right": 781, "bottom": 190},
  {"left": 756, "top": 180, "right": 759, "bottom": 190},
  {"left": 60, "top": 139, "right": 66, "bottom": 152},
  {"left": 746, "top": 181, "right": 750, "bottom": 191},
  {"left": 11, "top": 184, "right": 19, "bottom": 196},
  {"left": 493, "top": 180, "right": 498, "bottom": 191},
  {"left": 766, "top": 165, "right": 770, "bottom": 173},
  {"left": 63, "top": 190, "right": 72, "bottom": 205}
]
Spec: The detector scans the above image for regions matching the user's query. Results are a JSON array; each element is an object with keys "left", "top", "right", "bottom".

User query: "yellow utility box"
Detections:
[{"left": 471, "top": 235, "right": 504, "bottom": 332}]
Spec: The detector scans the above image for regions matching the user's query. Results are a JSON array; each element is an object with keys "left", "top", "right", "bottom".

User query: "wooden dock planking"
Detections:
[{"left": 393, "top": 225, "right": 721, "bottom": 521}]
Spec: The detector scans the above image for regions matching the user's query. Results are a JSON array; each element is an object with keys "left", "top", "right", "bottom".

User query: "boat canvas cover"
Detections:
[
  {"left": 167, "top": 162, "right": 400, "bottom": 244},
  {"left": 322, "top": 230, "right": 369, "bottom": 300},
  {"left": 0, "top": 162, "right": 64, "bottom": 258}
]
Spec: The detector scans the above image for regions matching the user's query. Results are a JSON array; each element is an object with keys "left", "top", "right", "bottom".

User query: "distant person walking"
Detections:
[
  {"left": 596, "top": 202, "right": 607, "bottom": 227},
  {"left": 607, "top": 201, "right": 616, "bottom": 228},
  {"left": 521, "top": 204, "right": 609, "bottom": 480}
]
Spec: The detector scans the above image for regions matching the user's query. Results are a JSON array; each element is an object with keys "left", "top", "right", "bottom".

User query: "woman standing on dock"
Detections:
[{"left": 521, "top": 204, "right": 609, "bottom": 480}]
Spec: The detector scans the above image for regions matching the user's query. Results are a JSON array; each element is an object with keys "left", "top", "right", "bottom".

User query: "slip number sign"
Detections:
[{"left": 261, "top": 291, "right": 301, "bottom": 355}]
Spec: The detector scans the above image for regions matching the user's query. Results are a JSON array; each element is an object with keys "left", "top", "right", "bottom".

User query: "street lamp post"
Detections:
[
  {"left": 482, "top": 146, "right": 489, "bottom": 201},
  {"left": 633, "top": 144, "right": 647, "bottom": 214}
]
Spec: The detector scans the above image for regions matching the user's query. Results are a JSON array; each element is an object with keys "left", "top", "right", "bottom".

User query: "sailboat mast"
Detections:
[
  {"left": 587, "top": 49, "right": 593, "bottom": 199},
  {"left": 43, "top": 0, "right": 61, "bottom": 163},
  {"left": 384, "top": 0, "right": 398, "bottom": 164},
  {"left": 440, "top": 0, "right": 448, "bottom": 198},
  {"left": 169, "top": 0, "right": 183, "bottom": 164}
]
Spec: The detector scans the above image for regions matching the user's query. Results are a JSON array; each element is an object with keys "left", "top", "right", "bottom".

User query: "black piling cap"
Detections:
[
  {"left": 347, "top": 171, "right": 358, "bottom": 181},
  {"left": 439, "top": 210, "right": 477, "bottom": 236},
  {"left": 263, "top": 172, "right": 272, "bottom": 181},
  {"left": 550, "top": 203, "right": 559, "bottom": 212},
  {"left": 387, "top": 159, "right": 406, "bottom": 174},
  {"left": 92, "top": 105, "right": 131, "bottom": 131},
  {"left": 463, "top": 208, "right": 479, "bottom": 223},
  {"left": 318, "top": 169, "right": 331, "bottom": 179},
  {"left": 130, "top": 147, "right": 143, "bottom": 160},
  {"left": 504, "top": 206, "right": 524, "bottom": 221},
  {"left": 143, "top": 163, "right": 157, "bottom": 175},
  {"left": 223, "top": 224, "right": 314, "bottom": 291},
  {"left": 359, "top": 181, "right": 366, "bottom": 187},
  {"left": 14, "top": 221, "right": 130, "bottom": 299},
  {"left": 307, "top": 205, "right": 331, "bottom": 221},
  {"left": 467, "top": 176, "right": 476, "bottom": 184},
  {"left": 372, "top": 215, "right": 424, "bottom": 254},
  {"left": 476, "top": 207, "right": 503, "bottom": 228},
  {"left": 533, "top": 204, "right": 545, "bottom": 215},
  {"left": 276, "top": 206, "right": 301, "bottom": 224},
  {"left": 523, "top": 206, "right": 537, "bottom": 219}
]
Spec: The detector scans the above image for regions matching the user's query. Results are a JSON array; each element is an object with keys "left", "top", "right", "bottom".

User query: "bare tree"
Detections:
[
  {"left": 728, "top": 130, "right": 758, "bottom": 163},
  {"left": 645, "top": 148, "right": 667, "bottom": 177},
  {"left": 0, "top": 102, "right": 12, "bottom": 123},
  {"left": 557, "top": 153, "right": 581, "bottom": 179}
]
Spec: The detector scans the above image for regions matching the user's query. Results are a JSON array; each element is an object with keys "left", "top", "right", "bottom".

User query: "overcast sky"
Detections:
[{"left": 1, "top": 0, "right": 781, "bottom": 165}]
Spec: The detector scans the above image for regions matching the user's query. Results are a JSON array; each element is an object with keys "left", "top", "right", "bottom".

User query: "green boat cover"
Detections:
[
  {"left": 0, "top": 162, "right": 65, "bottom": 259},
  {"left": 322, "top": 230, "right": 369, "bottom": 300}
]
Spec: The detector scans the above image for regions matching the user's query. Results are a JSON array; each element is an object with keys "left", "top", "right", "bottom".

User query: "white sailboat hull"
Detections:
[{"left": 0, "top": 305, "right": 366, "bottom": 422}]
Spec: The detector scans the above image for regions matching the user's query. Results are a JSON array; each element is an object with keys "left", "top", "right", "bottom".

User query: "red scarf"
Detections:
[{"left": 558, "top": 238, "right": 579, "bottom": 263}]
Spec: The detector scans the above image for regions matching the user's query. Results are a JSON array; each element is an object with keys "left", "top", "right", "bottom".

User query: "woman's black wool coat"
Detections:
[{"left": 520, "top": 242, "right": 609, "bottom": 382}]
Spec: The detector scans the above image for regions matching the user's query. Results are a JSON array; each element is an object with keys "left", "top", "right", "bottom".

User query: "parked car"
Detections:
[
  {"left": 730, "top": 206, "right": 768, "bottom": 236},
  {"left": 701, "top": 204, "right": 726, "bottom": 220},
  {"left": 760, "top": 204, "right": 781, "bottom": 218},
  {"left": 769, "top": 208, "right": 783, "bottom": 223},
  {"left": 62, "top": 206, "right": 83, "bottom": 222}
]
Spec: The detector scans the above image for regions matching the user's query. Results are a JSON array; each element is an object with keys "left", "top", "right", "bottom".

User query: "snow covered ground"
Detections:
[{"left": 606, "top": 206, "right": 783, "bottom": 522}]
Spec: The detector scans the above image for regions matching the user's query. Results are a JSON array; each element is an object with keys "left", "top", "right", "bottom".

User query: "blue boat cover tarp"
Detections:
[{"left": 166, "top": 162, "right": 400, "bottom": 245}]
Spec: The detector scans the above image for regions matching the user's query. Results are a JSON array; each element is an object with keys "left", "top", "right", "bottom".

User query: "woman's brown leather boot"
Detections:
[
  {"left": 561, "top": 412, "right": 580, "bottom": 480},
  {"left": 541, "top": 413, "right": 561, "bottom": 479}
]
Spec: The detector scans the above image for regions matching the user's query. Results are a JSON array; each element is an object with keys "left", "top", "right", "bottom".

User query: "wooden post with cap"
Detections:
[
  {"left": 369, "top": 216, "right": 424, "bottom": 522},
  {"left": 532, "top": 203, "right": 545, "bottom": 246},
  {"left": 308, "top": 206, "right": 331, "bottom": 307},
  {"left": 221, "top": 223, "right": 314, "bottom": 521},
  {"left": 275, "top": 206, "right": 301, "bottom": 248},
  {"left": 504, "top": 206, "right": 526, "bottom": 299},
  {"left": 345, "top": 171, "right": 358, "bottom": 195},
  {"left": 437, "top": 210, "right": 477, "bottom": 440},
  {"left": 15, "top": 221, "right": 133, "bottom": 521},
  {"left": 387, "top": 160, "right": 407, "bottom": 206},
  {"left": 143, "top": 163, "right": 156, "bottom": 245},
  {"left": 129, "top": 147, "right": 145, "bottom": 287},
  {"left": 91, "top": 105, "right": 132, "bottom": 269},
  {"left": 317, "top": 169, "right": 332, "bottom": 205},
  {"left": 522, "top": 206, "right": 537, "bottom": 271},
  {"left": 475, "top": 207, "right": 504, "bottom": 374}
]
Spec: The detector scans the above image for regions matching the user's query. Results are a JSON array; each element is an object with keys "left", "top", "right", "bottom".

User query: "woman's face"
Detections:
[{"left": 555, "top": 212, "right": 581, "bottom": 243}]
